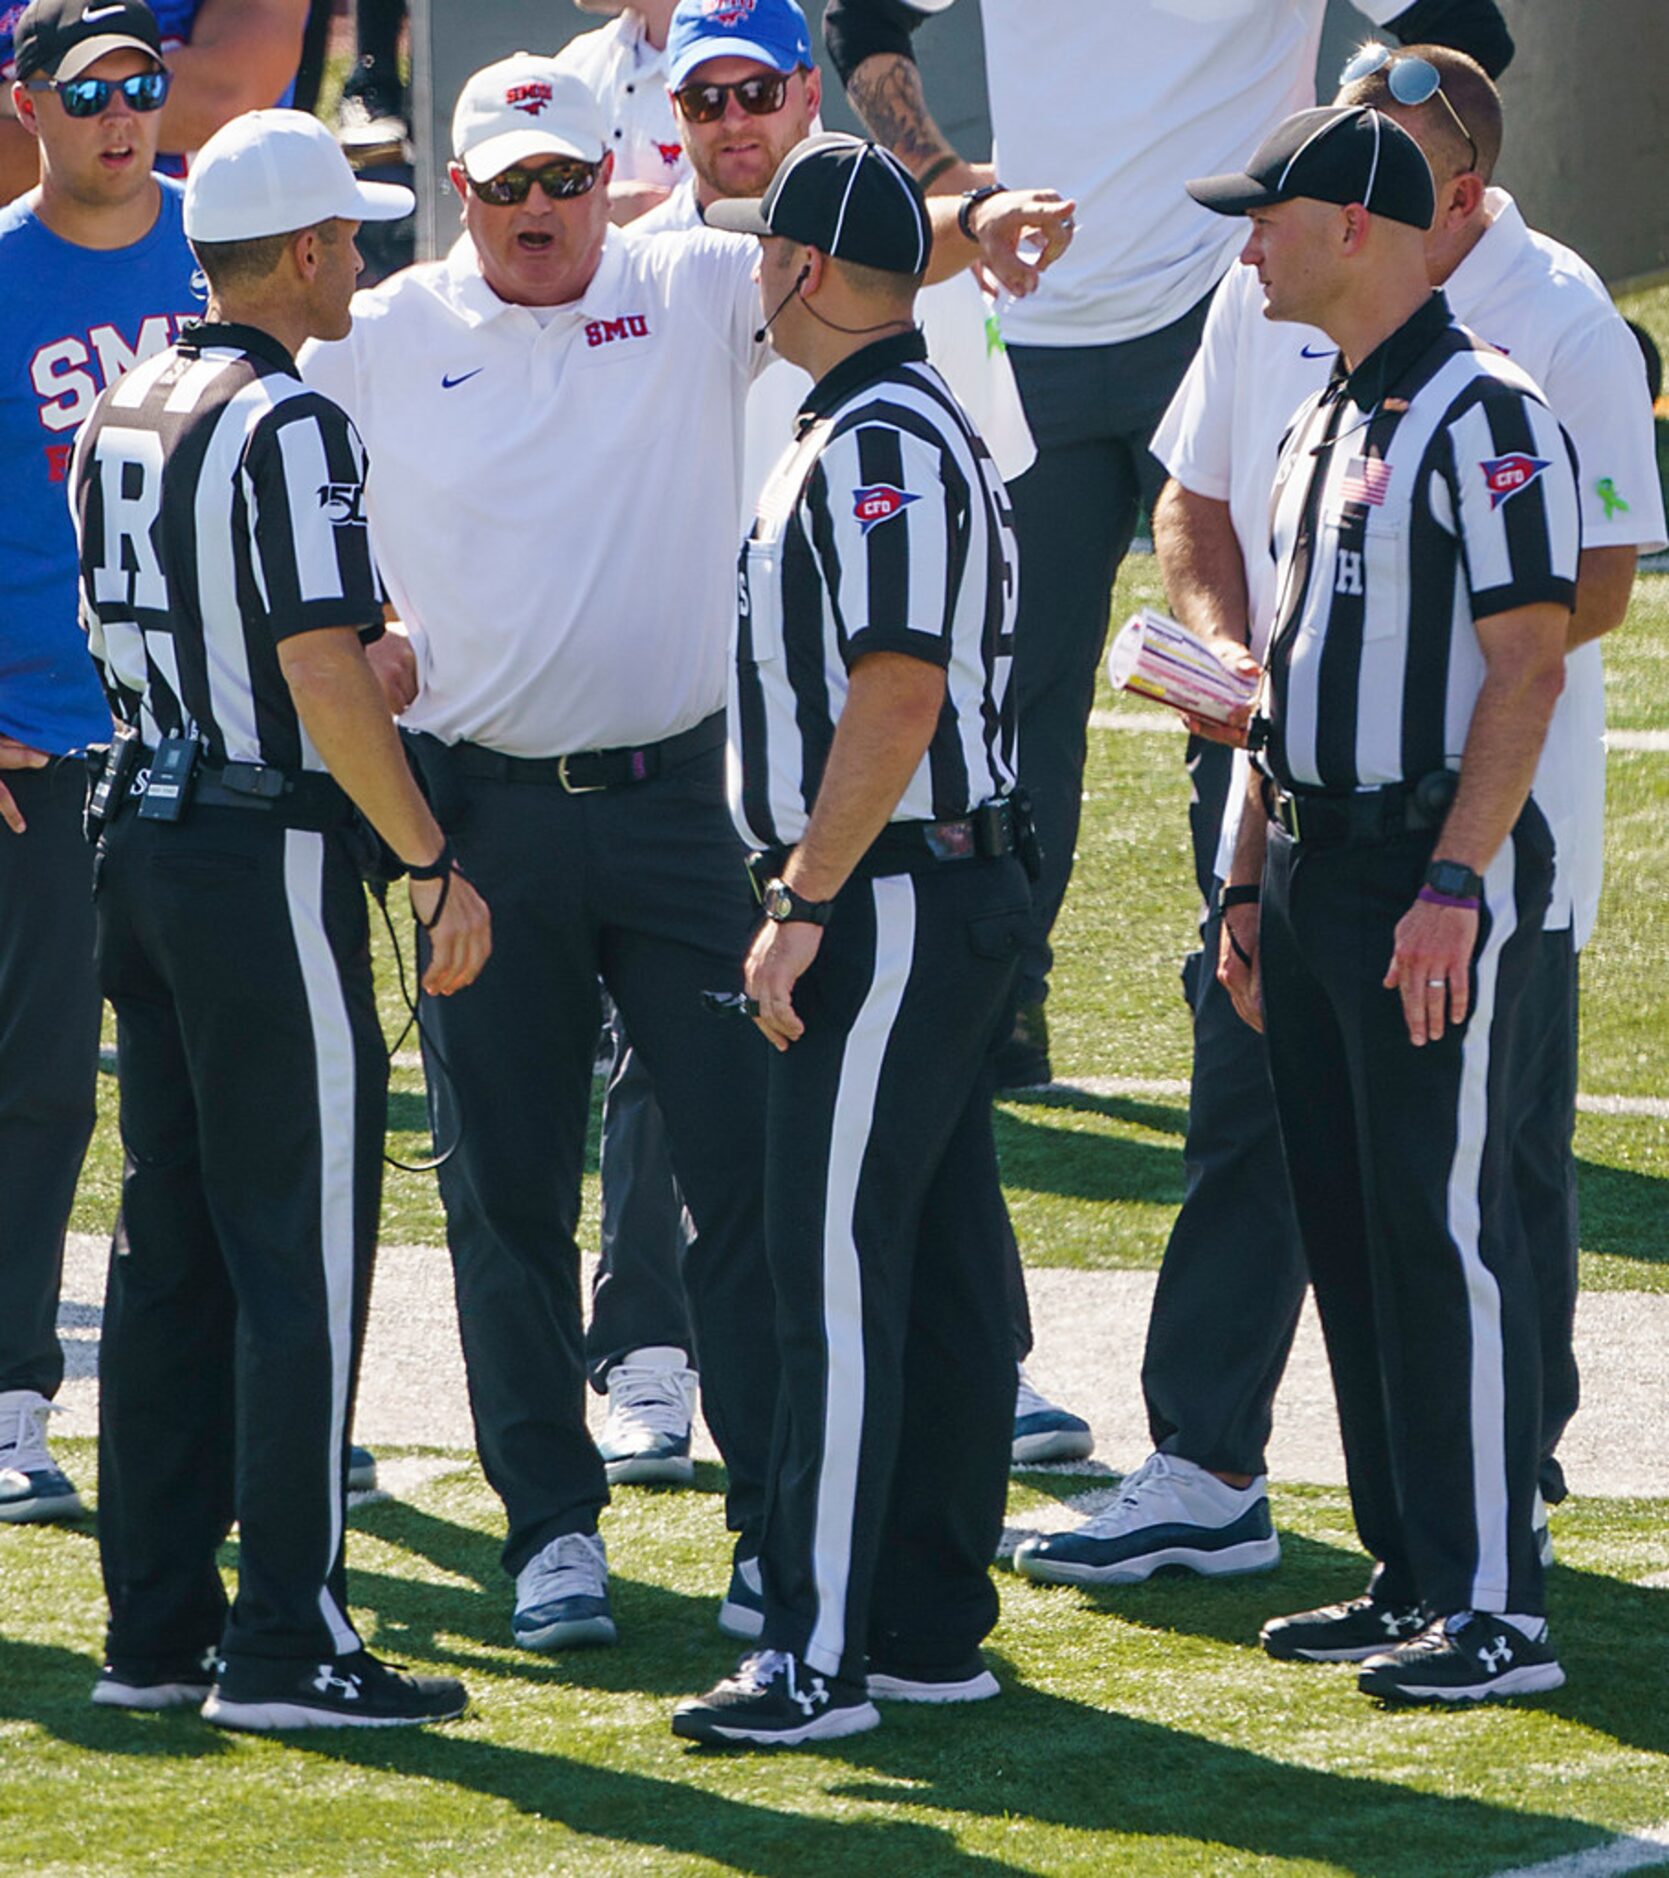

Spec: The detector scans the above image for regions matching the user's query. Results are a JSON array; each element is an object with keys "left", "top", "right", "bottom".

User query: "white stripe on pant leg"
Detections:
[
  {"left": 283, "top": 828, "right": 361, "bottom": 1657},
  {"left": 804, "top": 874, "right": 917, "bottom": 1678},
  {"left": 1445, "top": 836, "right": 1518, "bottom": 1611}
]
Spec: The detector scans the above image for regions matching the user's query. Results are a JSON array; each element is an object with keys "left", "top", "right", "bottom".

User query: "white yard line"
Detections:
[
  {"left": 1036, "top": 1077, "right": 1667, "bottom": 1120},
  {"left": 1486, "top": 1822, "right": 1669, "bottom": 1878},
  {"left": 1610, "top": 729, "right": 1669, "bottom": 753}
]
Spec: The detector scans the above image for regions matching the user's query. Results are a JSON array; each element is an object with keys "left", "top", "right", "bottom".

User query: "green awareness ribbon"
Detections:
[
  {"left": 984, "top": 311, "right": 1006, "bottom": 358},
  {"left": 1597, "top": 477, "right": 1630, "bottom": 520}
]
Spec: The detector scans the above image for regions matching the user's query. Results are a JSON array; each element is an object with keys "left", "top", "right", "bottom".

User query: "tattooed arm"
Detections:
[{"left": 824, "top": 0, "right": 990, "bottom": 193}]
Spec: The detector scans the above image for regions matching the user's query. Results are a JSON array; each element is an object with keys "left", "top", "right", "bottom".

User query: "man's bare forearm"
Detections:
[
  {"left": 782, "top": 651, "right": 945, "bottom": 901},
  {"left": 277, "top": 628, "right": 445, "bottom": 867},
  {"left": 1153, "top": 481, "right": 1251, "bottom": 649},
  {"left": 1567, "top": 544, "right": 1637, "bottom": 650},
  {"left": 847, "top": 51, "right": 973, "bottom": 184},
  {"left": 1226, "top": 761, "right": 1268, "bottom": 888}
]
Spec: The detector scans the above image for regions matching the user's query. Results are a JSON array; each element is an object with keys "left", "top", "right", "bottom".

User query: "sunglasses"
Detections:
[
  {"left": 29, "top": 69, "right": 170, "bottom": 116},
  {"left": 672, "top": 73, "right": 792, "bottom": 125},
  {"left": 1337, "top": 44, "right": 1479, "bottom": 175},
  {"left": 468, "top": 157, "right": 602, "bottom": 206}
]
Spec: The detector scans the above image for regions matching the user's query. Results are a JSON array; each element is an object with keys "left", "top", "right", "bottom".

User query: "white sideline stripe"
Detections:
[
  {"left": 1486, "top": 1821, "right": 1669, "bottom": 1878},
  {"left": 100, "top": 1052, "right": 1667, "bottom": 1118},
  {"left": 284, "top": 829, "right": 362, "bottom": 1658},
  {"left": 1087, "top": 711, "right": 1669, "bottom": 753},
  {"left": 805, "top": 874, "right": 916, "bottom": 1679}
]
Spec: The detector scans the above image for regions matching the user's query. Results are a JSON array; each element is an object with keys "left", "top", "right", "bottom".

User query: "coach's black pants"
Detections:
[
  {"left": 1260, "top": 808, "right": 1553, "bottom": 1617},
  {"left": 758, "top": 856, "right": 1028, "bottom": 1684},
  {"left": 411, "top": 739, "right": 774, "bottom": 1575},
  {"left": 1005, "top": 291, "right": 1213, "bottom": 1010},
  {"left": 1140, "top": 740, "right": 1307, "bottom": 1477},
  {"left": 0, "top": 759, "right": 100, "bottom": 1400},
  {"left": 96, "top": 811, "right": 384, "bottom": 1665}
]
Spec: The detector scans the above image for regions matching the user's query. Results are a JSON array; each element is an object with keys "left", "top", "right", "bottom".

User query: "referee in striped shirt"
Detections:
[
  {"left": 1194, "top": 107, "right": 1577, "bottom": 1704},
  {"left": 674, "top": 136, "right": 1030, "bottom": 1747},
  {"left": 72, "top": 112, "right": 489, "bottom": 1731}
]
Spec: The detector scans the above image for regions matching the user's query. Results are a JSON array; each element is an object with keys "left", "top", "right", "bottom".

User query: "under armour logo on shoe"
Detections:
[
  {"left": 789, "top": 1671, "right": 829, "bottom": 1717},
  {"left": 1381, "top": 1609, "right": 1420, "bottom": 1636},
  {"left": 312, "top": 1666, "right": 362, "bottom": 1699},
  {"left": 1477, "top": 1637, "right": 1514, "bottom": 1673}
]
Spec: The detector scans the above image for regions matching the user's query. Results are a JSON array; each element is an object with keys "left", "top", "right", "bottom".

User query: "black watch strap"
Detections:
[
  {"left": 763, "top": 877, "right": 834, "bottom": 926},
  {"left": 958, "top": 183, "right": 1005, "bottom": 241},
  {"left": 406, "top": 837, "right": 455, "bottom": 882},
  {"left": 1423, "top": 857, "right": 1484, "bottom": 900},
  {"left": 1218, "top": 882, "right": 1261, "bottom": 912}
]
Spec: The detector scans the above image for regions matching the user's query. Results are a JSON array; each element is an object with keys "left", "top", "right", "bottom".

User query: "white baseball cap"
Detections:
[
  {"left": 183, "top": 108, "right": 415, "bottom": 243},
  {"left": 451, "top": 54, "right": 607, "bottom": 183}
]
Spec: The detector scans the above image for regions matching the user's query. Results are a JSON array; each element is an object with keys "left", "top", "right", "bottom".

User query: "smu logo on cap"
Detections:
[
  {"left": 1479, "top": 453, "right": 1550, "bottom": 510},
  {"left": 853, "top": 483, "right": 918, "bottom": 535},
  {"left": 505, "top": 81, "right": 553, "bottom": 117},
  {"left": 700, "top": 0, "right": 757, "bottom": 25}
]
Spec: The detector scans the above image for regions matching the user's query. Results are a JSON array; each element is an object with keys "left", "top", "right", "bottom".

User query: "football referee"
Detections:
[
  {"left": 72, "top": 110, "right": 490, "bottom": 1731},
  {"left": 1195, "top": 108, "right": 1577, "bottom": 1704},
  {"left": 674, "top": 136, "right": 1030, "bottom": 1748}
]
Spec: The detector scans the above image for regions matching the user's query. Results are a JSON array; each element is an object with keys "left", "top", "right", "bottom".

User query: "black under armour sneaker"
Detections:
[
  {"left": 672, "top": 1649, "right": 880, "bottom": 1748},
  {"left": 201, "top": 1649, "right": 468, "bottom": 1732},
  {"left": 91, "top": 1646, "right": 220, "bottom": 1712},
  {"left": 1260, "top": 1594, "right": 1431, "bottom": 1662},
  {"left": 1358, "top": 1612, "right": 1565, "bottom": 1705}
]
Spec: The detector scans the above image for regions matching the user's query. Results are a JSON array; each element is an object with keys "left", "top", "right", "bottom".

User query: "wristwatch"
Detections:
[
  {"left": 957, "top": 183, "right": 1005, "bottom": 241},
  {"left": 762, "top": 878, "right": 833, "bottom": 926},
  {"left": 1424, "top": 858, "right": 1484, "bottom": 900}
]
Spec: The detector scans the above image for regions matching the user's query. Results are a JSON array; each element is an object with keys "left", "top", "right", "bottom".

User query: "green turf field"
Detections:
[{"left": 26, "top": 302, "right": 1669, "bottom": 1871}]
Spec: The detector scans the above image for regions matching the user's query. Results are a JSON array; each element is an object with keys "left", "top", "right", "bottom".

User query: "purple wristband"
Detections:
[{"left": 1417, "top": 885, "right": 1478, "bottom": 911}]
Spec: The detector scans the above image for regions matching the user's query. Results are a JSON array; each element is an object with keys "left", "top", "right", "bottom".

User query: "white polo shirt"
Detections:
[
  {"left": 1152, "top": 188, "right": 1666, "bottom": 944},
  {"left": 634, "top": 176, "right": 1035, "bottom": 502},
  {"left": 301, "top": 226, "right": 764, "bottom": 757},
  {"left": 551, "top": 15, "right": 689, "bottom": 194},
  {"left": 950, "top": 0, "right": 1408, "bottom": 347}
]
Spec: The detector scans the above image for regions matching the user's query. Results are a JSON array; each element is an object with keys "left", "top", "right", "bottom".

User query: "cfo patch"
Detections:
[
  {"left": 852, "top": 483, "right": 918, "bottom": 536},
  {"left": 1479, "top": 453, "right": 1550, "bottom": 510}
]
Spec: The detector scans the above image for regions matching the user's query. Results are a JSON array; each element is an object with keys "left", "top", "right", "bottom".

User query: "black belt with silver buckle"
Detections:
[
  {"left": 452, "top": 711, "right": 725, "bottom": 794},
  {"left": 1262, "top": 770, "right": 1457, "bottom": 846}
]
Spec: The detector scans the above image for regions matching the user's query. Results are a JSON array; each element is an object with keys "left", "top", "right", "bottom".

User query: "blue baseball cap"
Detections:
[{"left": 666, "top": 0, "right": 814, "bottom": 91}]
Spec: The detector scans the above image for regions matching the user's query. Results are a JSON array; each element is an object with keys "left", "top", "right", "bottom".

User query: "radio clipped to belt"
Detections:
[{"left": 83, "top": 722, "right": 143, "bottom": 840}]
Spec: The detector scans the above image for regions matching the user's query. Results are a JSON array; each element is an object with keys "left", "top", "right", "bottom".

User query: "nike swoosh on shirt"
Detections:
[
  {"left": 1300, "top": 344, "right": 1333, "bottom": 359},
  {"left": 441, "top": 369, "right": 484, "bottom": 389}
]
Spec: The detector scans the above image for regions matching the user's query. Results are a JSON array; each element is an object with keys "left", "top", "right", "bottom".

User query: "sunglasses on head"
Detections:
[
  {"left": 29, "top": 69, "right": 170, "bottom": 117},
  {"left": 468, "top": 157, "right": 602, "bottom": 206},
  {"left": 1338, "top": 44, "right": 1479, "bottom": 175},
  {"left": 672, "top": 72, "right": 792, "bottom": 124}
]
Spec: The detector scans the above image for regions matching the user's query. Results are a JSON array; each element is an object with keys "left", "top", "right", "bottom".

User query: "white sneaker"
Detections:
[
  {"left": 598, "top": 1348, "right": 696, "bottom": 1485},
  {"left": 1012, "top": 1363, "right": 1094, "bottom": 1465},
  {"left": 512, "top": 1531, "right": 617, "bottom": 1650},
  {"left": 0, "top": 1389, "right": 83, "bottom": 1523},
  {"left": 1014, "top": 1452, "right": 1280, "bottom": 1586}
]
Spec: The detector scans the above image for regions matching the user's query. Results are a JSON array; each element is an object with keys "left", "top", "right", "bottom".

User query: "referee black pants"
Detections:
[
  {"left": 758, "top": 856, "right": 1028, "bottom": 1685},
  {"left": 95, "top": 811, "right": 385, "bottom": 1665},
  {"left": 1259, "top": 807, "right": 1553, "bottom": 1618},
  {"left": 411, "top": 739, "right": 775, "bottom": 1575},
  {"left": 0, "top": 760, "right": 100, "bottom": 1401}
]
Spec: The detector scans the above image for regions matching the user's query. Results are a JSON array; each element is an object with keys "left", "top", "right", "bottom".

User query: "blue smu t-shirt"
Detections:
[
  {"left": 0, "top": 0, "right": 296, "bottom": 176},
  {"left": 0, "top": 176, "right": 202, "bottom": 752}
]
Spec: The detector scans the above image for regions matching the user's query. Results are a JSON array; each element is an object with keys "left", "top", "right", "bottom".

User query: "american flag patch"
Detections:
[{"left": 1340, "top": 458, "right": 1393, "bottom": 506}]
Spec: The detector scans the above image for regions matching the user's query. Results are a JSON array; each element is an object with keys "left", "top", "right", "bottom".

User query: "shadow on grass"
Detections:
[
  {"left": 1576, "top": 1156, "right": 1669, "bottom": 1267},
  {"left": 993, "top": 1101, "right": 1184, "bottom": 1208}
]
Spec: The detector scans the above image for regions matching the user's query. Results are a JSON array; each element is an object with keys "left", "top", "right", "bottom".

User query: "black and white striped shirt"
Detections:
[
  {"left": 730, "top": 331, "right": 1017, "bottom": 851},
  {"left": 72, "top": 321, "right": 383, "bottom": 773},
  {"left": 1264, "top": 292, "right": 1580, "bottom": 794}
]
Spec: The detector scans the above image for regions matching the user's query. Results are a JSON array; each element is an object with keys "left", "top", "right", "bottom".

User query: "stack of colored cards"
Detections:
[{"left": 1105, "top": 607, "right": 1258, "bottom": 726}]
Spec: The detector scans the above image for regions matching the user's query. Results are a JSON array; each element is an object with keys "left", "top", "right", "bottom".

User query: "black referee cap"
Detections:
[
  {"left": 1187, "top": 106, "right": 1435, "bottom": 231},
  {"left": 706, "top": 132, "right": 933, "bottom": 275}
]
